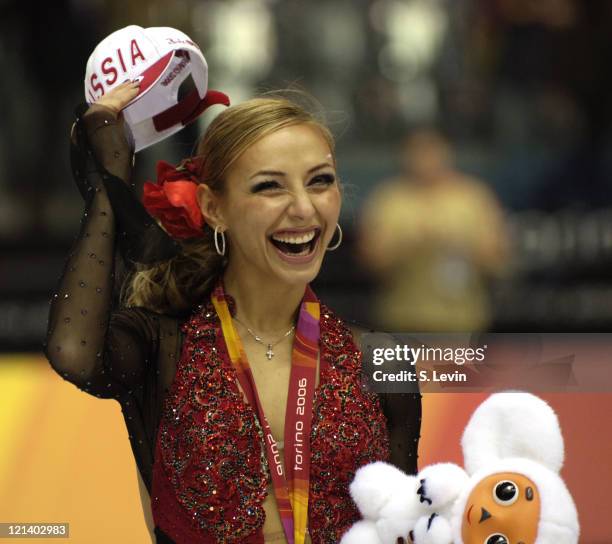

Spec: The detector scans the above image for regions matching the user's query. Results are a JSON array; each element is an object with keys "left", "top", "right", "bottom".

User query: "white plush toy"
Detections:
[{"left": 341, "top": 392, "right": 579, "bottom": 544}]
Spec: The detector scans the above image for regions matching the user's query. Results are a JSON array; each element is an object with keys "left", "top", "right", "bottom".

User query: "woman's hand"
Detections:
[
  {"left": 91, "top": 80, "right": 140, "bottom": 117},
  {"left": 72, "top": 80, "right": 140, "bottom": 143},
  {"left": 77, "top": 80, "right": 141, "bottom": 180}
]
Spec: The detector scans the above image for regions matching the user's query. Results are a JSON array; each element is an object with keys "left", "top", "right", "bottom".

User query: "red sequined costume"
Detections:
[{"left": 152, "top": 297, "right": 391, "bottom": 543}]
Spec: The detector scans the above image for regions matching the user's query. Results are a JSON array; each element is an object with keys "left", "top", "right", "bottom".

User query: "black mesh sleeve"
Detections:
[
  {"left": 379, "top": 392, "right": 421, "bottom": 475},
  {"left": 349, "top": 323, "right": 422, "bottom": 475},
  {"left": 44, "top": 105, "right": 159, "bottom": 398}
]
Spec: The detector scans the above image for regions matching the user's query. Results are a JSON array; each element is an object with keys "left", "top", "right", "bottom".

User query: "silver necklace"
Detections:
[{"left": 233, "top": 317, "right": 295, "bottom": 360}]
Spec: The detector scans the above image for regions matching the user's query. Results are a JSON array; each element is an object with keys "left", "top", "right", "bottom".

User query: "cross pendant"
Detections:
[{"left": 266, "top": 344, "right": 274, "bottom": 360}]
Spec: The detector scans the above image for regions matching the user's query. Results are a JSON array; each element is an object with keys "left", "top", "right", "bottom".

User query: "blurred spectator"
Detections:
[{"left": 358, "top": 128, "right": 509, "bottom": 332}]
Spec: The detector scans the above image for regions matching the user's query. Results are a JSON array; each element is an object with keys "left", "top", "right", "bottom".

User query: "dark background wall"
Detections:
[{"left": 2, "top": 0, "right": 612, "bottom": 350}]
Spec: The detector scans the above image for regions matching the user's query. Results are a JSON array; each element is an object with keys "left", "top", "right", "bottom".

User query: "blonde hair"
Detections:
[{"left": 122, "top": 95, "right": 336, "bottom": 314}]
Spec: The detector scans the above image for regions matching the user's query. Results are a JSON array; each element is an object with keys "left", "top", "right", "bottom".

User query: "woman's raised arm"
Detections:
[{"left": 44, "top": 83, "right": 155, "bottom": 397}]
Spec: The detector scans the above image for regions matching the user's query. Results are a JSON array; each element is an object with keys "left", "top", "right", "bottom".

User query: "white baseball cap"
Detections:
[{"left": 85, "top": 25, "right": 229, "bottom": 152}]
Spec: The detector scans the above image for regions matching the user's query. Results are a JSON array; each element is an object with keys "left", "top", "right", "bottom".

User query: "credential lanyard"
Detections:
[{"left": 212, "top": 283, "right": 320, "bottom": 544}]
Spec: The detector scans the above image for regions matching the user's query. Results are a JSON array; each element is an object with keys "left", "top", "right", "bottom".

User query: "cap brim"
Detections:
[
  {"left": 183, "top": 89, "right": 231, "bottom": 125},
  {"left": 152, "top": 89, "right": 230, "bottom": 132}
]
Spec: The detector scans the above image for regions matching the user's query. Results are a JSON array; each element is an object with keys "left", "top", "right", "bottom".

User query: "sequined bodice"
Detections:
[{"left": 151, "top": 299, "right": 390, "bottom": 543}]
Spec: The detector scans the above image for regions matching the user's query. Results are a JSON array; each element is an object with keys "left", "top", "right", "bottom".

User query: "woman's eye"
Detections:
[
  {"left": 309, "top": 174, "right": 336, "bottom": 187},
  {"left": 251, "top": 180, "right": 282, "bottom": 193}
]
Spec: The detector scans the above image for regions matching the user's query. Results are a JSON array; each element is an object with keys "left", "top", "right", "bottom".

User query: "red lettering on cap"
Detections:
[
  {"left": 90, "top": 73, "right": 104, "bottom": 98},
  {"left": 117, "top": 48, "right": 127, "bottom": 72},
  {"left": 101, "top": 57, "right": 118, "bottom": 85},
  {"left": 130, "top": 39, "right": 145, "bottom": 65}
]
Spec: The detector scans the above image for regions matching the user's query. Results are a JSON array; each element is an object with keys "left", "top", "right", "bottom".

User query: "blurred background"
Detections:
[
  {"left": 1, "top": 0, "right": 611, "bottom": 542},
  {"left": 2, "top": 0, "right": 612, "bottom": 346}
]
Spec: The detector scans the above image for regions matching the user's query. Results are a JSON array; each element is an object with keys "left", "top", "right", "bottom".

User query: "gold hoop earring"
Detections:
[
  {"left": 326, "top": 224, "right": 342, "bottom": 251},
  {"left": 214, "top": 225, "right": 226, "bottom": 256}
]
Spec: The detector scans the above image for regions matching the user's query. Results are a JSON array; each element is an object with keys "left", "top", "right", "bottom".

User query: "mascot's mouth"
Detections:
[{"left": 467, "top": 505, "right": 492, "bottom": 525}]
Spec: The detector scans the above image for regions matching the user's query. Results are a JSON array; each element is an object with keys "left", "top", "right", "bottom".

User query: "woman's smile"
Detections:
[
  {"left": 269, "top": 226, "right": 322, "bottom": 262},
  {"left": 205, "top": 122, "right": 342, "bottom": 287}
]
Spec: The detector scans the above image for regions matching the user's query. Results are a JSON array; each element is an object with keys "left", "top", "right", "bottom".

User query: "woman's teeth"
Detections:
[
  {"left": 271, "top": 231, "right": 316, "bottom": 244},
  {"left": 270, "top": 230, "right": 319, "bottom": 255}
]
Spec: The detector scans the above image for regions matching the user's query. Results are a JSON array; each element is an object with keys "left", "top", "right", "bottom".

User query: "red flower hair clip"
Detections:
[{"left": 143, "top": 157, "right": 205, "bottom": 239}]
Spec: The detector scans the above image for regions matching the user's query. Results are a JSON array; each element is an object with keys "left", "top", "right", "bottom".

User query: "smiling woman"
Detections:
[
  {"left": 44, "top": 90, "right": 421, "bottom": 544},
  {"left": 197, "top": 118, "right": 340, "bottom": 292}
]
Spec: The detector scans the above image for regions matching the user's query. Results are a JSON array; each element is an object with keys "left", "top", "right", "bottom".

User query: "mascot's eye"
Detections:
[
  {"left": 485, "top": 534, "right": 508, "bottom": 544},
  {"left": 493, "top": 480, "right": 519, "bottom": 505}
]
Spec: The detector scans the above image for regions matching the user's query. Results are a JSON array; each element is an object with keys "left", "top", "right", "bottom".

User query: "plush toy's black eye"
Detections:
[
  {"left": 493, "top": 480, "right": 519, "bottom": 505},
  {"left": 485, "top": 534, "right": 508, "bottom": 544}
]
